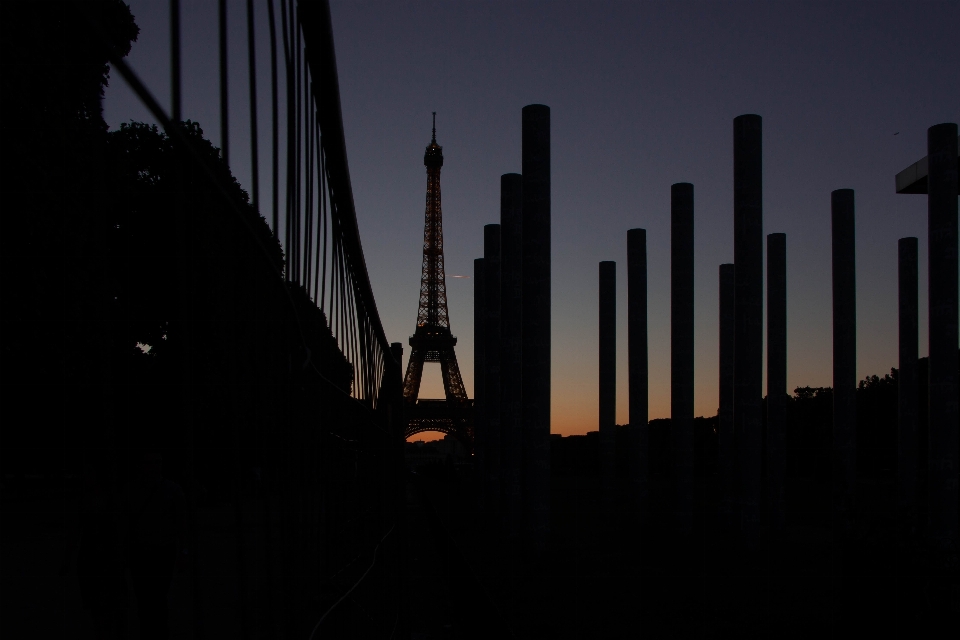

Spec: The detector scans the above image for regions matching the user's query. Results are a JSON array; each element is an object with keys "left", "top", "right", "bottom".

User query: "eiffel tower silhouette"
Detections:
[{"left": 403, "top": 114, "right": 473, "bottom": 443}]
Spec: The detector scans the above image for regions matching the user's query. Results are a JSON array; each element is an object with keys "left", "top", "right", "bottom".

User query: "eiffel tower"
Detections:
[{"left": 403, "top": 114, "right": 473, "bottom": 444}]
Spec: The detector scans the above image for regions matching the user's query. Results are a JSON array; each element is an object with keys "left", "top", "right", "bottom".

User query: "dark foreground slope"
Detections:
[{"left": 411, "top": 442, "right": 957, "bottom": 639}]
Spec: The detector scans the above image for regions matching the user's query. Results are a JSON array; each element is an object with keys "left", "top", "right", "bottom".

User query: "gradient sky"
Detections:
[{"left": 104, "top": 0, "right": 959, "bottom": 437}]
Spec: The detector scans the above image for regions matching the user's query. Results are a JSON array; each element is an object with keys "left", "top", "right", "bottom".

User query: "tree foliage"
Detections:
[{"left": 104, "top": 120, "right": 284, "bottom": 358}]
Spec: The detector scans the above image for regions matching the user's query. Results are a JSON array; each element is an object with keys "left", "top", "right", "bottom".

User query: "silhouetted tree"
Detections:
[
  {"left": 786, "top": 386, "right": 833, "bottom": 486},
  {"left": 104, "top": 120, "right": 283, "bottom": 358},
  {"left": 1, "top": 0, "right": 139, "bottom": 482},
  {"left": 857, "top": 368, "right": 898, "bottom": 478}
]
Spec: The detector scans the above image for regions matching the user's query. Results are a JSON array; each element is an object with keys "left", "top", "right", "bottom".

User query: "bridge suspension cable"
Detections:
[{"left": 83, "top": 1, "right": 406, "bottom": 635}]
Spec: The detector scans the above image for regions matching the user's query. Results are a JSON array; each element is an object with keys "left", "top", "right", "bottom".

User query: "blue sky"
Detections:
[{"left": 104, "top": 0, "right": 959, "bottom": 435}]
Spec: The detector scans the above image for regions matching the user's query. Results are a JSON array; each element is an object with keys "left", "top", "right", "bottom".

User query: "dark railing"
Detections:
[{"left": 81, "top": 0, "right": 404, "bottom": 637}]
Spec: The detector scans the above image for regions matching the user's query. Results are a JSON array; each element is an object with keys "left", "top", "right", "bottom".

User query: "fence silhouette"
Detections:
[{"left": 2, "top": 0, "right": 404, "bottom": 637}]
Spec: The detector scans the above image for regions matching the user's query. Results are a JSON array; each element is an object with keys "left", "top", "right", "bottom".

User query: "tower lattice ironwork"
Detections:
[{"left": 403, "top": 115, "right": 472, "bottom": 443}]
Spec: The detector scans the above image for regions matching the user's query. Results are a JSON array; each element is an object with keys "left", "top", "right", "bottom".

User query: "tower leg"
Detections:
[{"left": 403, "top": 349, "right": 426, "bottom": 402}]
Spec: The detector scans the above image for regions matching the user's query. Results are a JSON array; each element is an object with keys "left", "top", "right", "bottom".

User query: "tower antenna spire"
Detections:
[{"left": 432, "top": 112, "right": 436, "bottom": 142}]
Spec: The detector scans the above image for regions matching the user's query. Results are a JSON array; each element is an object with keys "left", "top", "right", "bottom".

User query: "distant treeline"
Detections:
[{"left": 551, "top": 354, "right": 958, "bottom": 489}]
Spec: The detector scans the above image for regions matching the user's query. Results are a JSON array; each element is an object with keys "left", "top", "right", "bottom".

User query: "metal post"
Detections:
[
  {"left": 521, "top": 104, "right": 551, "bottom": 553},
  {"left": 898, "top": 237, "right": 919, "bottom": 526},
  {"left": 599, "top": 261, "right": 617, "bottom": 504},
  {"left": 219, "top": 0, "right": 229, "bottom": 165},
  {"left": 246, "top": 0, "right": 259, "bottom": 211},
  {"left": 474, "top": 257, "right": 486, "bottom": 511},
  {"left": 171, "top": 0, "right": 181, "bottom": 122},
  {"left": 926, "top": 123, "right": 958, "bottom": 550},
  {"left": 500, "top": 174, "right": 523, "bottom": 539},
  {"left": 390, "top": 341, "right": 409, "bottom": 638},
  {"left": 628, "top": 229, "right": 648, "bottom": 511},
  {"left": 484, "top": 225, "right": 502, "bottom": 523},
  {"left": 671, "top": 183, "right": 694, "bottom": 534},
  {"left": 832, "top": 188, "right": 857, "bottom": 536},
  {"left": 733, "top": 114, "right": 763, "bottom": 548},
  {"left": 766, "top": 233, "right": 786, "bottom": 532},
  {"left": 718, "top": 263, "right": 736, "bottom": 527}
]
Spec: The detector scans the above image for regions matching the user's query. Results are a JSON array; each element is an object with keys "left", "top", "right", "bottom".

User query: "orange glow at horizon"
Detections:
[{"left": 406, "top": 430, "right": 449, "bottom": 442}]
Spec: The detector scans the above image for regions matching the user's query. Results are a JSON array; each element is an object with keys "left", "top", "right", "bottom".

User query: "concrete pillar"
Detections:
[
  {"left": 766, "top": 233, "right": 786, "bottom": 532},
  {"left": 733, "top": 114, "right": 763, "bottom": 545},
  {"left": 628, "top": 229, "right": 648, "bottom": 510},
  {"left": 391, "top": 342, "right": 405, "bottom": 445},
  {"left": 718, "top": 264, "right": 736, "bottom": 525},
  {"left": 671, "top": 183, "right": 694, "bottom": 533},
  {"left": 484, "top": 224, "right": 502, "bottom": 522},
  {"left": 926, "top": 123, "right": 958, "bottom": 549},
  {"left": 599, "top": 261, "right": 617, "bottom": 504},
  {"left": 474, "top": 257, "right": 486, "bottom": 509},
  {"left": 898, "top": 237, "right": 919, "bottom": 522},
  {"left": 499, "top": 173, "right": 523, "bottom": 539},
  {"left": 521, "top": 104, "right": 551, "bottom": 551},
  {"left": 832, "top": 189, "right": 857, "bottom": 532}
]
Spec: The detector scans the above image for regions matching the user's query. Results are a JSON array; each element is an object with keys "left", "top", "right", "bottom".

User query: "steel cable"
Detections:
[
  {"left": 218, "top": 0, "right": 229, "bottom": 166},
  {"left": 246, "top": 0, "right": 259, "bottom": 212},
  {"left": 268, "top": 0, "right": 279, "bottom": 234}
]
